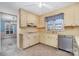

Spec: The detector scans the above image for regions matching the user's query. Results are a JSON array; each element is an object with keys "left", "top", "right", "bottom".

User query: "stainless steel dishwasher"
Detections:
[{"left": 58, "top": 35, "right": 73, "bottom": 53}]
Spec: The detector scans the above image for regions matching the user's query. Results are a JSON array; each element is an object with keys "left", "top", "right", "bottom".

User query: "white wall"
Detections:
[{"left": 0, "top": 3, "right": 17, "bottom": 15}]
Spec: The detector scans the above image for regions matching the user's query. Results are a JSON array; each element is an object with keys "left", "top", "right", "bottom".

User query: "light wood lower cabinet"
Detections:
[
  {"left": 40, "top": 32, "right": 58, "bottom": 48},
  {"left": 73, "top": 47, "right": 79, "bottom": 56},
  {"left": 73, "top": 39, "right": 79, "bottom": 56},
  {"left": 21, "top": 32, "right": 58, "bottom": 48},
  {"left": 23, "top": 33, "right": 39, "bottom": 48}
]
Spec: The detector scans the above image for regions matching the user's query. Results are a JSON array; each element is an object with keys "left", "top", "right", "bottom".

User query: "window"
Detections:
[{"left": 45, "top": 13, "right": 64, "bottom": 32}]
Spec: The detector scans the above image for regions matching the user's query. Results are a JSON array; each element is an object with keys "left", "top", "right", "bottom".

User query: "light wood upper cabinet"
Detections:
[
  {"left": 74, "top": 4, "right": 79, "bottom": 26},
  {"left": 64, "top": 6, "right": 75, "bottom": 26},
  {"left": 19, "top": 9, "right": 39, "bottom": 28},
  {"left": 39, "top": 17, "right": 45, "bottom": 27},
  {"left": 20, "top": 9, "right": 27, "bottom": 27},
  {"left": 64, "top": 4, "right": 79, "bottom": 26},
  {"left": 27, "top": 13, "right": 38, "bottom": 26}
]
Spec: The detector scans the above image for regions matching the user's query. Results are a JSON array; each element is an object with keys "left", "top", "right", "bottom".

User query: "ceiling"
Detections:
[{"left": 0, "top": 2, "right": 76, "bottom": 15}]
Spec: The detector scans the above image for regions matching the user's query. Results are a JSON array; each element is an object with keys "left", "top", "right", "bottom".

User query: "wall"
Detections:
[
  {"left": 0, "top": 14, "right": 1, "bottom": 52},
  {"left": 1, "top": 20, "right": 5, "bottom": 32},
  {"left": 0, "top": 5, "right": 17, "bottom": 15}
]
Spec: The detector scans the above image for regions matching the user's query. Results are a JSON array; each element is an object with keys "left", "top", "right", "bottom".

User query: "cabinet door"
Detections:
[
  {"left": 23, "top": 33, "right": 30, "bottom": 48},
  {"left": 73, "top": 39, "right": 79, "bottom": 56},
  {"left": 73, "top": 46, "right": 79, "bottom": 56},
  {"left": 39, "top": 32, "right": 45, "bottom": 42},
  {"left": 64, "top": 6, "right": 75, "bottom": 26},
  {"left": 74, "top": 4, "right": 79, "bottom": 26},
  {"left": 29, "top": 33, "right": 39, "bottom": 45},
  {"left": 39, "top": 17, "right": 45, "bottom": 27},
  {"left": 20, "top": 9, "right": 27, "bottom": 27},
  {"left": 23, "top": 33, "right": 39, "bottom": 48},
  {"left": 40, "top": 33, "right": 58, "bottom": 48},
  {"left": 45, "top": 33, "right": 58, "bottom": 48},
  {"left": 27, "top": 14, "right": 38, "bottom": 26}
]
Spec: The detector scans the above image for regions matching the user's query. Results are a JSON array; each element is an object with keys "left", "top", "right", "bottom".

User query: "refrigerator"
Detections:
[{"left": 58, "top": 35, "right": 73, "bottom": 53}]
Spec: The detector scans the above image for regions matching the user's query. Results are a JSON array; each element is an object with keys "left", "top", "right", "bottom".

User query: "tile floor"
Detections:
[{"left": 0, "top": 38, "right": 73, "bottom": 56}]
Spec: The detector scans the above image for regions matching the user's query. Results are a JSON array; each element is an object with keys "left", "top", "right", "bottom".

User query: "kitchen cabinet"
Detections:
[
  {"left": 73, "top": 39, "right": 79, "bottom": 56},
  {"left": 74, "top": 4, "right": 79, "bottom": 26},
  {"left": 19, "top": 9, "right": 39, "bottom": 28},
  {"left": 64, "top": 6, "right": 75, "bottom": 26},
  {"left": 45, "top": 33, "right": 58, "bottom": 48},
  {"left": 39, "top": 17, "right": 45, "bottom": 27},
  {"left": 27, "top": 13, "right": 39, "bottom": 26},
  {"left": 23, "top": 33, "right": 39, "bottom": 48},
  {"left": 40, "top": 32, "right": 58, "bottom": 48},
  {"left": 19, "top": 9, "right": 27, "bottom": 27},
  {"left": 64, "top": 4, "right": 79, "bottom": 26},
  {"left": 39, "top": 32, "right": 45, "bottom": 42}
]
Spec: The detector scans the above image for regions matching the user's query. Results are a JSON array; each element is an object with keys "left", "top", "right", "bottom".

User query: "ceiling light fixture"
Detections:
[
  {"left": 38, "top": 2, "right": 46, "bottom": 8},
  {"left": 38, "top": 2, "right": 51, "bottom": 9},
  {"left": 38, "top": 2, "right": 42, "bottom": 8}
]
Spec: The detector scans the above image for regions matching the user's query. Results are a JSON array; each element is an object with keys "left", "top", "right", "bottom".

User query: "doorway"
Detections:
[
  {"left": 4, "top": 21, "right": 17, "bottom": 38},
  {"left": 0, "top": 12, "right": 17, "bottom": 55}
]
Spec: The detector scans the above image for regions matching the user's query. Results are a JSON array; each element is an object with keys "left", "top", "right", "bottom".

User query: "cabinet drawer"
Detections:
[
  {"left": 73, "top": 39, "right": 78, "bottom": 49},
  {"left": 73, "top": 47, "right": 78, "bottom": 51},
  {"left": 73, "top": 46, "right": 79, "bottom": 56},
  {"left": 73, "top": 50, "right": 79, "bottom": 56},
  {"left": 73, "top": 43, "right": 78, "bottom": 47}
]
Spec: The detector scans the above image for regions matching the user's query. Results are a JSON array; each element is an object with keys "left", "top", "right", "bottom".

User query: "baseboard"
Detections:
[
  {"left": 22, "top": 42, "right": 58, "bottom": 50},
  {"left": 23, "top": 42, "right": 40, "bottom": 50},
  {"left": 39, "top": 42, "right": 58, "bottom": 49}
]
